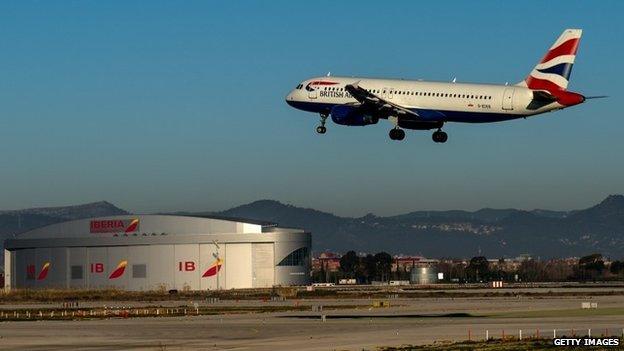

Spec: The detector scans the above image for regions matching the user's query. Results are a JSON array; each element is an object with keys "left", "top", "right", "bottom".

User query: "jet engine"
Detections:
[{"left": 330, "top": 105, "right": 378, "bottom": 126}]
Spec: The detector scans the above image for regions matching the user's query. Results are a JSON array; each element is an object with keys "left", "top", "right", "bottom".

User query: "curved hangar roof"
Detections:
[{"left": 5, "top": 216, "right": 307, "bottom": 252}]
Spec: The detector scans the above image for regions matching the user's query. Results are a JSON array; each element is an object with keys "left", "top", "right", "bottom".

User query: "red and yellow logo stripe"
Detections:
[
  {"left": 202, "top": 258, "right": 223, "bottom": 278},
  {"left": 108, "top": 260, "right": 127, "bottom": 279},
  {"left": 124, "top": 219, "right": 139, "bottom": 233},
  {"left": 37, "top": 262, "right": 50, "bottom": 280}
]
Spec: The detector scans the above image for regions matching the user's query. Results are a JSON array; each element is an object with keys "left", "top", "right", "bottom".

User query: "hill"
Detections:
[
  {"left": 2, "top": 196, "right": 623, "bottom": 266},
  {"left": 214, "top": 196, "right": 624, "bottom": 259}
]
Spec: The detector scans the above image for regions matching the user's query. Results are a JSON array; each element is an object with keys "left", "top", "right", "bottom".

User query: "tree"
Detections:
[
  {"left": 543, "top": 260, "right": 573, "bottom": 281},
  {"left": 467, "top": 256, "right": 489, "bottom": 282},
  {"left": 579, "top": 254, "right": 605, "bottom": 271},
  {"left": 610, "top": 261, "right": 624, "bottom": 275},
  {"left": 374, "top": 252, "right": 393, "bottom": 282},
  {"left": 362, "top": 254, "right": 377, "bottom": 283},
  {"left": 316, "top": 262, "right": 327, "bottom": 283},
  {"left": 339, "top": 251, "right": 360, "bottom": 278},
  {"left": 518, "top": 259, "right": 545, "bottom": 282},
  {"left": 577, "top": 253, "right": 605, "bottom": 280}
]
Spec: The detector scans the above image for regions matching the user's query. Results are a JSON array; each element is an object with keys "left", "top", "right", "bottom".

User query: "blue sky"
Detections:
[{"left": 0, "top": 1, "right": 622, "bottom": 216}]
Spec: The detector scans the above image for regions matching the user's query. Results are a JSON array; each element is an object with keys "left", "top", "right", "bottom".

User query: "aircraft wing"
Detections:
[{"left": 344, "top": 82, "right": 421, "bottom": 119}]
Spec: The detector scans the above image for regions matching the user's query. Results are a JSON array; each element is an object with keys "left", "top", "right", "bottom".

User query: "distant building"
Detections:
[
  {"left": 488, "top": 258, "right": 521, "bottom": 272},
  {"left": 312, "top": 252, "right": 341, "bottom": 272},
  {"left": 393, "top": 256, "right": 439, "bottom": 271},
  {"left": 312, "top": 252, "right": 439, "bottom": 273}
]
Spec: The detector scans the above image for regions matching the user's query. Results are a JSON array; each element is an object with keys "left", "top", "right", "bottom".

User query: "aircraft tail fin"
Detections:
[{"left": 517, "top": 29, "right": 582, "bottom": 93}]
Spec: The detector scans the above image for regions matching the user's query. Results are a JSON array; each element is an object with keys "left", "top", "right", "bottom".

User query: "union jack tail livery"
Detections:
[{"left": 521, "top": 29, "right": 582, "bottom": 92}]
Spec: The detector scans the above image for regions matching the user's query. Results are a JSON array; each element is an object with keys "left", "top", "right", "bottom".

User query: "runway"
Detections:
[{"left": 1, "top": 293, "right": 623, "bottom": 350}]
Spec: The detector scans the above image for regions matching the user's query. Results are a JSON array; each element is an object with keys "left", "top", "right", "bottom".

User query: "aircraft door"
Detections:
[
  {"left": 388, "top": 88, "right": 394, "bottom": 99},
  {"left": 382, "top": 88, "right": 388, "bottom": 99},
  {"left": 502, "top": 88, "right": 515, "bottom": 110}
]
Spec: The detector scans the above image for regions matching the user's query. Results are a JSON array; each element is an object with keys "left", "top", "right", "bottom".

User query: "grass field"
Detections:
[
  {"left": 3, "top": 284, "right": 624, "bottom": 303},
  {"left": 489, "top": 307, "right": 624, "bottom": 318}
]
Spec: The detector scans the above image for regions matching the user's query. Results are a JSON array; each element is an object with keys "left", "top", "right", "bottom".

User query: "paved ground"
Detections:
[{"left": 1, "top": 294, "right": 624, "bottom": 350}]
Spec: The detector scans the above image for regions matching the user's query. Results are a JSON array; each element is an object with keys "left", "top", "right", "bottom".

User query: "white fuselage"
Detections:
[{"left": 286, "top": 76, "right": 563, "bottom": 123}]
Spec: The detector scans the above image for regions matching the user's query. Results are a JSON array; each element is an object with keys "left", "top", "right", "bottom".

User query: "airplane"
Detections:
[{"left": 285, "top": 29, "right": 604, "bottom": 143}]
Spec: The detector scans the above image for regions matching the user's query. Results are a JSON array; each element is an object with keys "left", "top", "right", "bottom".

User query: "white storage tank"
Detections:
[{"left": 410, "top": 266, "right": 438, "bottom": 285}]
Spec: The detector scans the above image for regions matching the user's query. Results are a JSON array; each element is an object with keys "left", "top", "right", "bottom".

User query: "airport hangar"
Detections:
[{"left": 3, "top": 215, "right": 311, "bottom": 291}]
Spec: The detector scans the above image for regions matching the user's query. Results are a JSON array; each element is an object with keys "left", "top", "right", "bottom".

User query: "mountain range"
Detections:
[
  {"left": 212, "top": 195, "right": 624, "bottom": 259},
  {"left": 1, "top": 196, "right": 624, "bottom": 268}
]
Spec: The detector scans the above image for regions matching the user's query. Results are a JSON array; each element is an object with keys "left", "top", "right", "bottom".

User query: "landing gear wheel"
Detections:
[
  {"left": 432, "top": 130, "right": 448, "bottom": 143},
  {"left": 316, "top": 113, "right": 328, "bottom": 135},
  {"left": 389, "top": 128, "right": 405, "bottom": 141}
]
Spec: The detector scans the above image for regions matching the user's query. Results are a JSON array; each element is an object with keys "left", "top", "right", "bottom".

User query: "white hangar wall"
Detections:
[{"left": 3, "top": 215, "right": 311, "bottom": 291}]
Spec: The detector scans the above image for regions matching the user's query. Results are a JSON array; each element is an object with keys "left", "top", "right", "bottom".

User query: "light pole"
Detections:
[{"left": 212, "top": 240, "right": 220, "bottom": 290}]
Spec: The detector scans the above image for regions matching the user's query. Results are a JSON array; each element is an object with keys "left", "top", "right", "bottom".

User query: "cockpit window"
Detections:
[{"left": 295, "top": 83, "right": 304, "bottom": 90}]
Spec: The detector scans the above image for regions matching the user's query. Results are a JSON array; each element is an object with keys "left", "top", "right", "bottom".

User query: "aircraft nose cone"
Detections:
[{"left": 285, "top": 91, "right": 296, "bottom": 106}]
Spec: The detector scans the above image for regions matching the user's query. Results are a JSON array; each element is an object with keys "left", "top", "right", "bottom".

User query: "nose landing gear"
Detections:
[
  {"left": 432, "top": 129, "right": 448, "bottom": 143},
  {"left": 316, "top": 113, "right": 328, "bottom": 134}
]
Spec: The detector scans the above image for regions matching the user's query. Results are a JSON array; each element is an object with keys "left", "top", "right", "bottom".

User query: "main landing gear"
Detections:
[
  {"left": 389, "top": 128, "right": 405, "bottom": 141},
  {"left": 316, "top": 113, "right": 328, "bottom": 134},
  {"left": 432, "top": 129, "right": 448, "bottom": 143}
]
